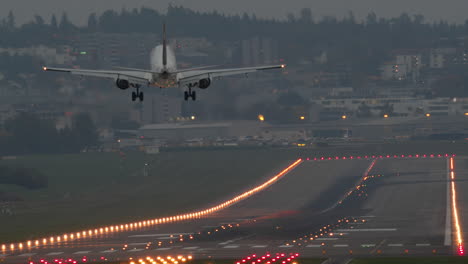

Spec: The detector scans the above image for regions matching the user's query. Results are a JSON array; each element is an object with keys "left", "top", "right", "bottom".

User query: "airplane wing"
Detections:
[
  {"left": 43, "top": 67, "right": 151, "bottom": 85},
  {"left": 178, "top": 64, "right": 285, "bottom": 86}
]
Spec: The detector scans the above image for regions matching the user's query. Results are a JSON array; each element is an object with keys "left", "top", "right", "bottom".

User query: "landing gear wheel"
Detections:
[
  {"left": 131, "top": 92, "right": 137, "bottom": 101},
  {"left": 139, "top": 92, "right": 144, "bottom": 102},
  {"left": 184, "top": 91, "right": 189, "bottom": 101},
  {"left": 191, "top": 91, "right": 196, "bottom": 101}
]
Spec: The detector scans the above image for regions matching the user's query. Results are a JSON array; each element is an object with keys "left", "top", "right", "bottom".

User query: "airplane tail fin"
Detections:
[{"left": 162, "top": 23, "right": 167, "bottom": 67}]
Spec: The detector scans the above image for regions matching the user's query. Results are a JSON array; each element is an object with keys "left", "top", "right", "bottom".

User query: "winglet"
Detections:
[{"left": 162, "top": 23, "right": 167, "bottom": 67}]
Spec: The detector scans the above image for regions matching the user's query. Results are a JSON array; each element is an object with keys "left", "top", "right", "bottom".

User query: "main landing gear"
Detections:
[
  {"left": 131, "top": 85, "right": 144, "bottom": 102},
  {"left": 184, "top": 85, "right": 196, "bottom": 101}
]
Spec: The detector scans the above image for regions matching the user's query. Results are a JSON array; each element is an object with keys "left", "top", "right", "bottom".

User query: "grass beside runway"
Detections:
[
  {"left": 350, "top": 256, "right": 468, "bottom": 263},
  {"left": 0, "top": 149, "right": 302, "bottom": 243}
]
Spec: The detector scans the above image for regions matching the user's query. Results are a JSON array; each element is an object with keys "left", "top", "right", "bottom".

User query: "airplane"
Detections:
[{"left": 43, "top": 24, "right": 285, "bottom": 102}]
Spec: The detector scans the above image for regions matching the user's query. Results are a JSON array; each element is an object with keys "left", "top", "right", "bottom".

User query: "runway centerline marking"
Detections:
[
  {"left": 46, "top": 252, "right": 64, "bottom": 256},
  {"left": 416, "top": 243, "right": 431, "bottom": 247},
  {"left": 18, "top": 253, "right": 36, "bottom": 257},
  {"left": 335, "top": 228, "right": 396, "bottom": 232},
  {"left": 73, "top": 251, "right": 91, "bottom": 254},
  {"left": 128, "top": 243, "right": 150, "bottom": 246},
  {"left": 129, "top": 233, "right": 192, "bottom": 238},
  {"left": 306, "top": 245, "right": 322, "bottom": 248},
  {"left": 128, "top": 248, "right": 144, "bottom": 252},
  {"left": 279, "top": 245, "right": 294, "bottom": 248},
  {"left": 100, "top": 249, "right": 117, "bottom": 253},
  {"left": 251, "top": 245, "right": 267, "bottom": 248},
  {"left": 223, "top": 245, "right": 239, "bottom": 249},
  {"left": 316, "top": 238, "right": 339, "bottom": 241},
  {"left": 333, "top": 244, "right": 348, "bottom": 247},
  {"left": 156, "top": 248, "right": 171, "bottom": 251},
  {"left": 388, "top": 244, "right": 403, "bottom": 247},
  {"left": 360, "top": 244, "right": 375, "bottom": 247},
  {"left": 182, "top": 247, "right": 199, "bottom": 250}
]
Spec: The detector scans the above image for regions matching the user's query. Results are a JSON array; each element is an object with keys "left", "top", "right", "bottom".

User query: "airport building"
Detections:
[
  {"left": 313, "top": 97, "right": 468, "bottom": 119},
  {"left": 138, "top": 121, "right": 265, "bottom": 141}
]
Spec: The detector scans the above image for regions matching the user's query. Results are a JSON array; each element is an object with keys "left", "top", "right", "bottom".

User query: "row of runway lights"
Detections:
[
  {"left": 236, "top": 253, "right": 300, "bottom": 264},
  {"left": 288, "top": 217, "right": 362, "bottom": 246},
  {"left": 304, "top": 153, "right": 455, "bottom": 161},
  {"left": 1, "top": 159, "right": 303, "bottom": 254},
  {"left": 132, "top": 255, "right": 192, "bottom": 264},
  {"left": 122, "top": 223, "right": 241, "bottom": 250},
  {"left": 27, "top": 255, "right": 193, "bottom": 264},
  {"left": 449, "top": 157, "right": 465, "bottom": 256}
]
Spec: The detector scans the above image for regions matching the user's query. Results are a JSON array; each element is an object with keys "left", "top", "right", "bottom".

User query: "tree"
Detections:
[
  {"left": 300, "top": 8, "right": 313, "bottom": 23},
  {"left": 72, "top": 113, "right": 98, "bottom": 149},
  {"left": 34, "top": 15, "right": 44, "bottom": 26},
  {"left": 6, "top": 11, "right": 15, "bottom": 30},
  {"left": 87, "top": 13, "right": 98, "bottom": 31},
  {"left": 3, "top": 113, "right": 59, "bottom": 154},
  {"left": 50, "top": 14, "right": 58, "bottom": 29},
  {"left": 357, "top": 103, "right": 372, "bottom": 118},
  {"left": 59, "top": 12, "right": 75, "bottom": 33}
]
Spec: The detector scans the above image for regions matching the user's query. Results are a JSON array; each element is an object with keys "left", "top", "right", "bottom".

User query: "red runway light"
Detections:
[{"left": 459, "top": 244, "right": 465, "bottom": 256}]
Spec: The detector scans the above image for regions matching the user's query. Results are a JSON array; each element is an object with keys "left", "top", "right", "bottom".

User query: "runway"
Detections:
[{"left": 0, "top": 155, "right": 462, "bottom": 263}]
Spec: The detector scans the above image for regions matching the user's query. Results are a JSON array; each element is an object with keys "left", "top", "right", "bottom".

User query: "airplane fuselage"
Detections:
[{"left": 149, "top": 44, "right": 178, "bottom": 88}]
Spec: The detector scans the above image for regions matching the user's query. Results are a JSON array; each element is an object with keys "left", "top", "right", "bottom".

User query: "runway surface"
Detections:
[{"left": 1, "top": 155, "right": 462, "bottom": 263}]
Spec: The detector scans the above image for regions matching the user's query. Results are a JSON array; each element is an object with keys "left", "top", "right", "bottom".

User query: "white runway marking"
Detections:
[
  {"left": 333, "top": 244, "right": 348, "bottom": 247},
  {"left": 444, "top": 158, "right": 452, "bottom": 246},
  {"left": 182, "top": 247, "right": 199, "bottom": 250},
  {"left": 251, "top": 245, "right": 267, "bottom": 248},
  {"left": 129, "top": 233, "right": 192, "bottom": 238},
  {"left": 388, "top": 244, "right": 403, "bottom": 247},
  {"left": 129, "top": 243, "right": 149, "bottom": 246},
  {"left": 416, "top": 243, "right": 431, "bottom": 247},
  {"left": 361, "top": 244, "right": 376, "bottom": 247},
  {"left": 47, "top": 252, "right": 64, "bottom": 256},
  {"left": 316, "top": 238, "right": 339, "bottom": 241},
  {"left": 335, "top": 228, "right": 397, "bottom": 232},
  {"left": 223, "top": 245, "right": 239, "bottom": 249},
  {"left": 128, "top": 248, "right": 144, "bottom": 252},
  {"left": 19, "top": 253, "right": 36, "bottom": 257},
  {"left": 306, "top": 245, "right": 322, "bottom": 248},
  {"left": 156, "top": 248, "right": 171, "bottom": 251},
  {"left": 100, "top": 250, "right": 117, "bottom": 253},
  {"left": 73, "top": 251, "right": 91, "bottom": 255},
  {"left": 278, "top": 245, "right": 293, "bottom": 248}
]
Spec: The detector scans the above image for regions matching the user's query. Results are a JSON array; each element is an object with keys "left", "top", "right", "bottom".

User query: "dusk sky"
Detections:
[{"left": 2, "top": 0, "right": 468, "bottom": 25}]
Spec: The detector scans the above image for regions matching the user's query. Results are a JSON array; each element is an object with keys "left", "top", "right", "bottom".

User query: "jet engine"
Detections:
[
  {"left": 198, "top": 78, "right": 211, "bottom": 89},
  {"left": 116, "top": 79, "right": 130, "bottom": 90}
]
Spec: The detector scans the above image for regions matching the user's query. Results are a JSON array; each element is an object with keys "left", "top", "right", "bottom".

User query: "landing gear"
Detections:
[
  {"left": 132, "top": 85, "right": 144, "bottom": 102},
  {"left": 184, "top": 85, "right": 196, "bottom": 101}
]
